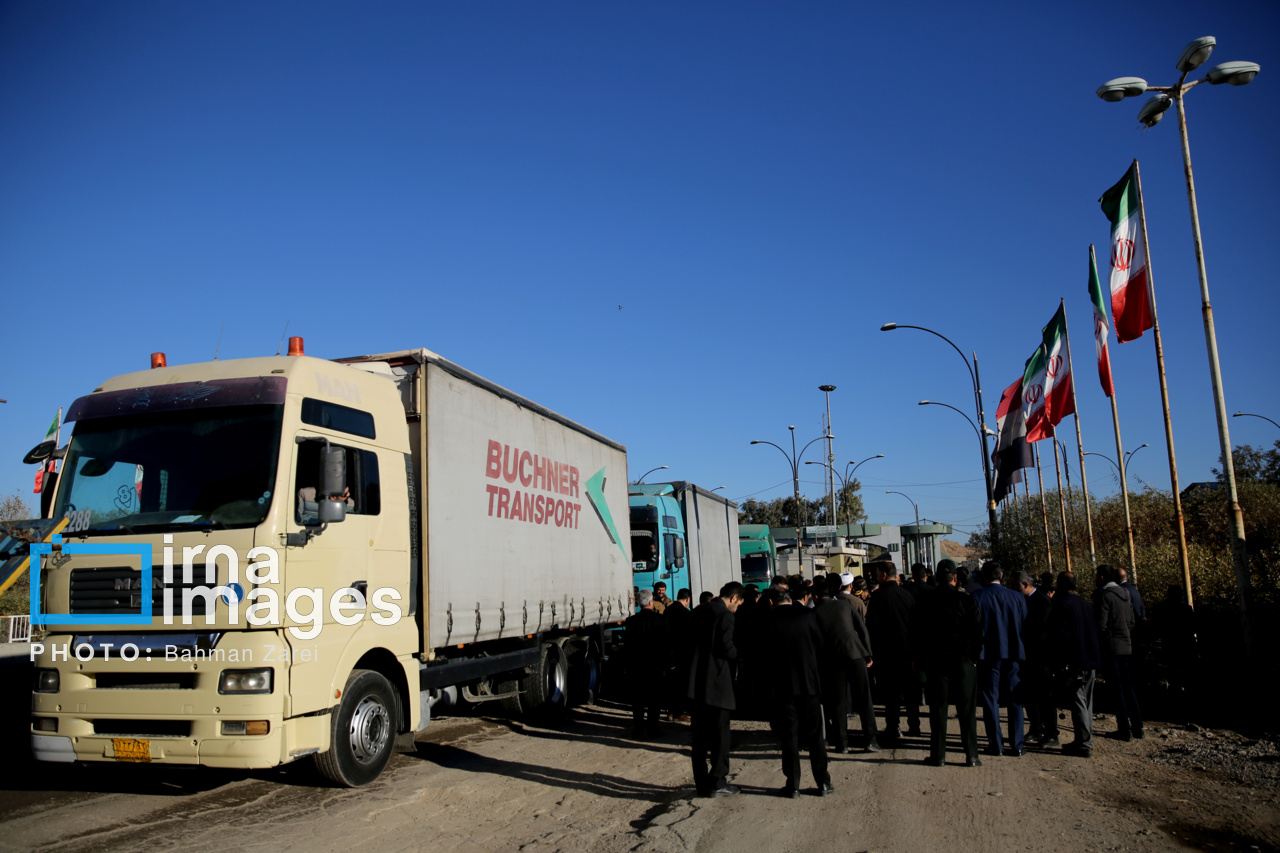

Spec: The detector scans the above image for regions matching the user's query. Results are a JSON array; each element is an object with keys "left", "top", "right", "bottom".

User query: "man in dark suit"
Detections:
[
  {"left": 687, "top": 581, "right": 745, "bottom": 798},
  {"left": 624, "top": 588, "right": 673, "bottom": 737},
  {"left": 971, "top": 560, "right": 1028, "bottom": 756},
  {"left": 1096, "top": 564, "right": 1143, "bottom": 740},
  {"left": 1048, "top": 572, "right": 1101, "bottom": 756},
  {"left": 765, "top": 588, "right": 833, "bottom": 797},
  {"left": 664, "top": 588, "right": 694, "bottom": 722},
  {"left": 866, "top": 557, "right": 919, "bottom": 744},
  {"left": 815, "top": 577, "right": 877, "bottom": 753},
  {"left": 1017, "top": 570, "right": 1056, "bottom": 748},
  {"left": 911, "top": 562, "right": 983, "bottom": 766}
]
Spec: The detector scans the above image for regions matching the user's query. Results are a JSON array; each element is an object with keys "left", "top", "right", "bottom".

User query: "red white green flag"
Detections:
[
  {"left": 1088, "top": 244, "right": 1115, "bottom": 397},
  {"left": 1099, "top": 162, "right": 1154, "bottom": 343},
  {"left": 32, "top": 408, "right": 61, "bottom": 494},
  {"left": 1021, "top": 304, "right": 1076, "bottom": 442}
]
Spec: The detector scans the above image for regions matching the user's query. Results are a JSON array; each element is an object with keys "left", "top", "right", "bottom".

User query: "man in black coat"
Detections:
[
  {"left": 765, "top": 589, "right": 833, "bottom": 797},
  {"left": 687, "top": 581, "right": 745, "bottom": 798},
  {"left": 866, "top": 558, "right": 920, "bottom": 743},
  {"left": 911, "top": 563, "right": 983, "bottom": 766},
  {"left": 624, "top": 589, "right": 673, "bottom": 738},
  {"left": 1018, "top": 570, "right": 1056, "bottom": 747},
  {"left": 664, "top": 588, "right": 694, "bottom": 722},
  {"left": 814, "top": 581, "right": 877, "bottom": 753},
  {"left": 1095, "top": 564, "right": 1143, "bottom": 740},
  {"left": 1048, "top": 572, "right": 1101, "bottom": 757}
]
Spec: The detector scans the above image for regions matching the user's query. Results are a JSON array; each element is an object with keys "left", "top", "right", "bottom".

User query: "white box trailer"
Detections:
[{"left": 338, "top": 349, "right": 635, "bottom": 653}]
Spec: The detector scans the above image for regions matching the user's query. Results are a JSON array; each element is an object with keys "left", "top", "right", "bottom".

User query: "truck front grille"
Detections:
[
  {"left": 92, "top": 719, "right": 191, "bottom": 738},
  {"left": 69, "top": 567, "right": 212, "bottom": 616}
]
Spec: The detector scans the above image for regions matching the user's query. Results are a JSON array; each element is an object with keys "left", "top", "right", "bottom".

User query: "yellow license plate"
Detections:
[{"left": 112, "top": 738, "right": 151, "bottom": 762}]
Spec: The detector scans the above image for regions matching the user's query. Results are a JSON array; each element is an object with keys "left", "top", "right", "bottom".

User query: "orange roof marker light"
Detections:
[
  {"left": 150, "top": 353, "right": 167, "bottom": 369},
  {"left": 287, "top": 336, "right": 305, "bottom": 357}
]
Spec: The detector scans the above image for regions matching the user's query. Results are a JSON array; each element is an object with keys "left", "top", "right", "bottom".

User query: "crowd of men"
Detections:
[{"left": 622, "top": 554, "right": 1150, "bottom": 799}]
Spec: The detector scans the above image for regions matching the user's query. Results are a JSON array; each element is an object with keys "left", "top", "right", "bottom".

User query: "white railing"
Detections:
[{"left": 6, "top": 615, "right": 31, "bottom": 643}]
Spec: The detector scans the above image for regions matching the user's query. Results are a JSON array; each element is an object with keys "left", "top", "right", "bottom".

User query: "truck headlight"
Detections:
[
  {"left": 218, "top": 669, "right": 273, "bottom": 695},
  {"left": 35, "top": 669, "right": 59, "bottom": 694}
]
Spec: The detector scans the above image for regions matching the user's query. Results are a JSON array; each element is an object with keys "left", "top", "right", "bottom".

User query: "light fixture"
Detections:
[
  {"left": 1176, "top": 36, "right": 1216, "bottom": 73},
  {"left": 1096, "top": 76, "right": 1148, "bottom": 102},
  {"left": 1137, "top": 93, "right": 1173, "bottom": 128},
  {"left": 1207, "top": 61, "right": 1261, "bottom": 86}
]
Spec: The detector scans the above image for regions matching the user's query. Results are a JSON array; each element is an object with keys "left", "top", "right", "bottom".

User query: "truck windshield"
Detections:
[
  {"left": 52, "top": 405, "right": 284, "bottom": 535},
  {"left": 631, "top": 524, "right": 658, "bottom": 571}
]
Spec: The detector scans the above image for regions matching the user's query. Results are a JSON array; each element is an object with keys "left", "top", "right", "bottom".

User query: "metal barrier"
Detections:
[{"left": 6, "top": 615, "right": 31, "bottom": 643}]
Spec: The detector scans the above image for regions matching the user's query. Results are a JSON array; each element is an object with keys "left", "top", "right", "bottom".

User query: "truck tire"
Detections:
[
  {"left": 570, "top": 640, "right": 602, "bottom": 705},
  {"left": 525, "top": 641, "right": 569, "bottom": 718},
  {"left": 315, "top": 669, "right": 397, "bottom": 787},
  {"left": 495, "top": 642, "right": 569, "bottom": 719}
]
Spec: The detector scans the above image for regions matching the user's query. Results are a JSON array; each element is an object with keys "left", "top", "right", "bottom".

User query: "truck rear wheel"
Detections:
[
  {"left": 570, "top": 640, "right": 602, "bottom": 705},
  {"left": 315, "top": 669, "right": 397, "bottom": 787},
  {"left": 523, "top": 641, "right": 569, "bottom": 718}
]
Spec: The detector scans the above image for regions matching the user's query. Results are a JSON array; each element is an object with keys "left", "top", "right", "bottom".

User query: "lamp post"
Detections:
[
  {"left": 845, "top": 454, "right": 885, "bottom": 486},
  {"left": 1084, "top": 443, "right": 1148, "bottom": 479},
  {"left": 886, "top": 489, "right": 925, "bottom": 569},
  {"left": 709, "top": 485, "right": 727, "bottom": 492},
  {"left": 820, "top": 385, "right": 837, "bottom": 532},
  {"left": 881, "top": 323, "right": 997, "bottom": 542},
  {"left": 635, "top": 465, "right": 668, "bottom": 484},
  {"left": 751, "top": 426, "right": 833, "bottom": 537},
  {"left": 1097, "top": 35, "right": 1258, "bottom": 649},
  {"left": 1233, "top": 411, "right": 1280, "bottom": 432}
]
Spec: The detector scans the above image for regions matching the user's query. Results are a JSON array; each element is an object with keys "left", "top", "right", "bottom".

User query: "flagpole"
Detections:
[
  {"left": 1034, "top": 443, "right": 1053, "bottom": 573},
  {"left": 1133, "top": 160, "right": 1193, "bottom": 608},
  {"left": 1061, "top": 299, "right": 1097, "bottom": 566},
  {"left": 1110, "top": 392, "right": 1138, "bottom": 581},
  {"left": 1051, "top": 429, "right": 1073, "bottom": 575}
]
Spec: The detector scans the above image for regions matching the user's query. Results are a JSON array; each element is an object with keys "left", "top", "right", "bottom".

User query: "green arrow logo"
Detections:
[{"left": 584, "top": 467, "right": 627, "bottom": 561}]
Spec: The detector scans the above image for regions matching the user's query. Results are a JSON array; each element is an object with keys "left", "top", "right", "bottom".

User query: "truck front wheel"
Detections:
[{"left": 315, "top": 669, "right": 397, "bottom": 787}]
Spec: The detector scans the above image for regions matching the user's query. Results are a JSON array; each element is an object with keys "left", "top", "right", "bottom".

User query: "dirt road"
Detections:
[{"left": 1, "top": 700, "right": 1276, "bottom": 853}]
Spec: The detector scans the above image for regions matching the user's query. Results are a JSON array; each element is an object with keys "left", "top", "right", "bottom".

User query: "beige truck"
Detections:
[{"left": 28, "top": 341, "right": 634, "bottom": 785}]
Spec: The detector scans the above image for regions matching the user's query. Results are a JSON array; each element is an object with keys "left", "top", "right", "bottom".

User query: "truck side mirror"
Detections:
[
  {"left": 673, "top": 536, "right": 685, "bottom": 569},
  {"left": 319, "top": 445, "right": 347, "bottom": 524}
]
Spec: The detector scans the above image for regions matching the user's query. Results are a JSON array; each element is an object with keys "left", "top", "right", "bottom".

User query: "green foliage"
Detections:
[
  {"left": 738, "top": 479, "right": 865, "bottom": 528},
  {"left": 980, "top": 477, "right": 1280, "bottom": 610},
  {"left": 0, "top": 491, "right": 33, "bottom": 618},
  {"left": 1213, "top": 441, "right": 1280, "bottom": 486}
]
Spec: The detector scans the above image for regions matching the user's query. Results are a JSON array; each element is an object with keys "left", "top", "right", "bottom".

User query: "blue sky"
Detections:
[{"left": 2, "top": 1, "right": 1278, "bottom": 538}]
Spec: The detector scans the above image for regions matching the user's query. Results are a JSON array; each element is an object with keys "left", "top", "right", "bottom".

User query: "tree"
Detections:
[
  {"left": 1, "top": 491, "right": 30, "bottom": 523},
  {"left": 1214, "top": 441, "right": 1280, "bottom": 486}
]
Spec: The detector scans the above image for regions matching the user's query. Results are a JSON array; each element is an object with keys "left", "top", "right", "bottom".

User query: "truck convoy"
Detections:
[
  {"left": 28, "top": 341, "right": 635, "bottom": 785},
  {"left": 628, "top": 482, "right": 740, "bottom": 602}
]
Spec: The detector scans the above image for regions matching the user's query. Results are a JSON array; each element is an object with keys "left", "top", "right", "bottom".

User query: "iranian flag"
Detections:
[
  {"left": 32, "top": 408, "right": 61, "bottom": 494},
  {"left": 992, "top": 377, "right": 1033, "bottom": 502},
  {"left": 1021, "top": 304, "right": 1075, "bottom": 443},
  {"left": 1100, "top": 162, "right": 1154, "bottom": 343},
  {"left": 1088, "top": 244, "right": 1116, "bottom": 397}
]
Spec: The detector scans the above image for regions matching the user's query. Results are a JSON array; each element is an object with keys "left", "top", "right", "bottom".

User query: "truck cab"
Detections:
[
  {"left": 738, "top": 524, "right": 776, "bottom": 587},
  {"left": 628, "top": 486, "right": 688, "bottom": 600}
]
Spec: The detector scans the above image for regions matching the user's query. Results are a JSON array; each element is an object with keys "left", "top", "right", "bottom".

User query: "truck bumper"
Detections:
[{"left": 30, "top": 632, "right": 330, "bottom": 770}]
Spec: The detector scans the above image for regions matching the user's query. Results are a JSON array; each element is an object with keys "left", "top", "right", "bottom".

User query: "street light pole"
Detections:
[
  {"left": 751, "top": 428, "right": 833, "bottom": 564},
  {"left": 1233, "top": 412, "right": 1280, "bottom": 432},
  {"left": 886, "top": 490, "right": 923, "bottom": 569},
  {"left": 881, "top": 323, "right": 998, "bottom": 544},
  {"left": 635, "top": 465, "right": 669, "bottom": 484},
  {"left": 820, "top": 385, "right": 837, "bottom": 533},
  {"left": 842, "top": 454, "right": 885, "bottom": 526},
  {"left": 1097, "top": 35, "right": 1258, "bottom": 649}
]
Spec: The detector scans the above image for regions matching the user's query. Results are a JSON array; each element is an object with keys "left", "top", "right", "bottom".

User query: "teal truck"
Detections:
[
  {"left": 628, "top": 482, "right": 739, "bottom": 601},
  {"left": 738, "top": 524, "right": 777, "bottom": 587}
]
